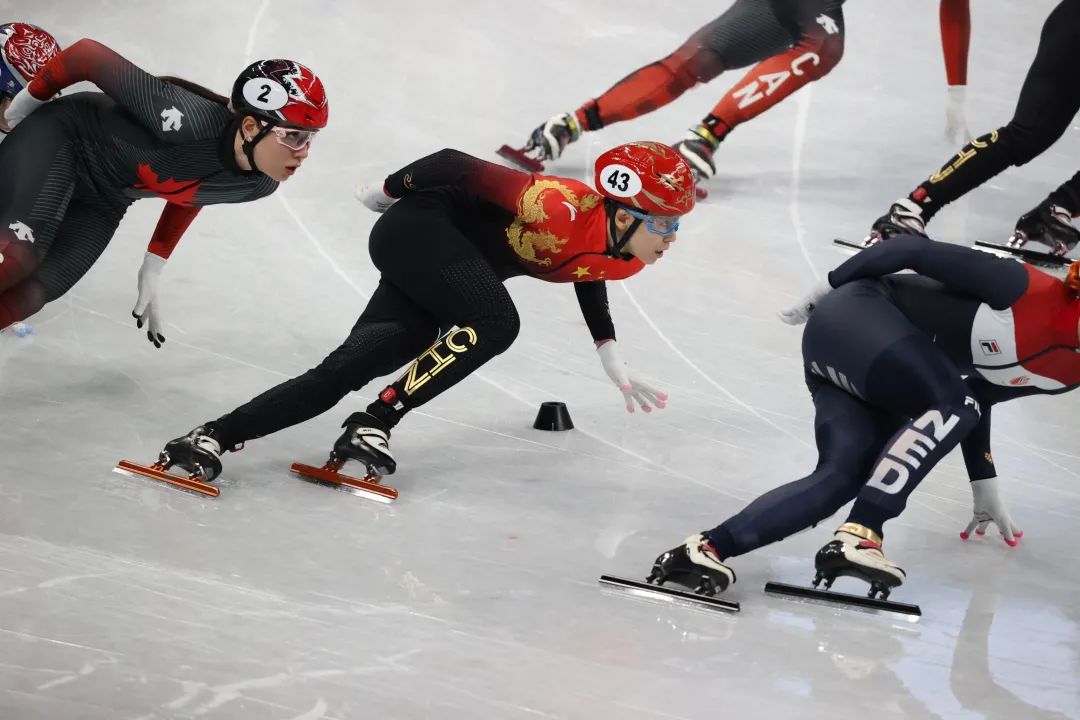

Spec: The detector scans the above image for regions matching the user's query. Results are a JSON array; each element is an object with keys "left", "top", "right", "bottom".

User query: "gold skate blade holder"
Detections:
[
  {"left": 289, "top": 460, "right": 398, "bottom": 504},
  {"left": 113, "top": 460, "right": 220, "bottom": 497},
  {"left": 599, "top": 575, "right": 740, "bottom": 613},
  {"left": 764, "top": 581, "right": 921, "bottom": 622}
]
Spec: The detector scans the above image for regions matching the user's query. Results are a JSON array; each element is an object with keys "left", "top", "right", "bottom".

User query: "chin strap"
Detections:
[
  {"left": 604, "top": 200, "right": 642, "bottom": 260},
  {"left": 240, "top": 121, "right": 275, "bottom": 174}
]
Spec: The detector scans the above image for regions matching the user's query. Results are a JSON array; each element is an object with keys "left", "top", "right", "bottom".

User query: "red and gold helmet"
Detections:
[
  {"left": 0, "top": 23, "right": 61, "bottom": 98},
  {"left": 230, "top": 59, "right": 328, "bottom": 130},
  {"left": 594, "top": 141, "right": 696, "bottom": 215}
]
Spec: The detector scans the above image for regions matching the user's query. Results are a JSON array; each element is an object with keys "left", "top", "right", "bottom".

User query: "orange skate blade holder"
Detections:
[
  {"left": 113, "top": 459, "right": 220, "bottom": 497},
  {"left": 289, "top": 459, "right": 398, "bottom": 504}
]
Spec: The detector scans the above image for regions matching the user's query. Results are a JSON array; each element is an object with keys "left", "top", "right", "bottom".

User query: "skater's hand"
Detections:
[
  {"left": 961, "top": 476, "right": 1023, "bottom": 547},
  {"left": 778, "top": 279, "right": 833, "bottom": 325},
  {"left": 3, "top": 88, "right": 47, "bottom": 130},
  {"left": 596, "top": 339, "right": 667, "bottom": 414},
  {"left": 355, "top": 182, "right": 398, "bottom": 213},
  {"left": 132, "top": 251, "right": 167, "bottom": 348},
  {"left": 944, "top": 85, "right": 972, "bottom": 145}
]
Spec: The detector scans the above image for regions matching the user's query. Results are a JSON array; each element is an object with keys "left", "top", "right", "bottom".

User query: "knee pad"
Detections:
[
  {"left": 0, "top": 237, "right": 39, "bottom": 293},
  {"left": 662, "top": 43, "right": 725, "bottom": 85},
  {"left": 472, "top": 305, "right": 521, "bottom": 356}
]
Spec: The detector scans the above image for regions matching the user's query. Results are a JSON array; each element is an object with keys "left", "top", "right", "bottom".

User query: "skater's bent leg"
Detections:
[
  {"left": 909, "top": 2, "right": 1080, "bottom": 220},
  {"left": 211, "top": 280, "right": 439, "bottom": 447},
  {"left": 705, "top": 4, "right": 844, "bottom": 139},
  {"left": 0, "top": 109, "right": 79, "bottom": 293},
  {"left": 573, "top": 0, "right": 805, "bottom": 131},
  {"left": 844, "top": 336, "right": 983, "bottom": 538},
  {"left": 705, "top": 383, "right": 897, "bottom": 559}
]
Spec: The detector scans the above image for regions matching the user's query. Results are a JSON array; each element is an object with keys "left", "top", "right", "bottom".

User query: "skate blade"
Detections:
[
  {"left": 973, "top": 240, "right": 1071, "bottom": 269},
  {"left": 496, "top": 145, "right": 545, "bottom": 173},
  {"left": 113, "top": 460, "right": 220, "bottom": 498},
  {"left": 598, "top": 575, "right": 740, "bottom": 613},
  {"left": 764, "top": 581, "right": 921, "bottom": 622},
  {"left": 833, "top": 237, "right": 869, "bottom": 254},
  {"left": 289, "top": 462, "right": 398, "bottom": 504}
]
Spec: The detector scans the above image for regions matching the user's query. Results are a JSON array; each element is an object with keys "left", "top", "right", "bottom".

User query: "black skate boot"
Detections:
[
  {"left": 160, "top": 424, "right": 228, "bottom": 482},
  {"left": 525, "top": 112, "right": 582, "bottom": 162},
  {"left": 331, "top": 411, "right": 396, "bottom": 476},
  {"left": 865, "top": 198, "right": 928, "bottom": 246},
  {"left": 813, "top": 523, "right": 906, "bottom": 600},
  {"left": 673, "top": 124, "right": 721, "bottom": 179},
  {"left": 646, "top": 533, "right": 735, "bottom": 596},
  {"left": 1008, "top": 200, "right": 1080, "bottom": 256}
]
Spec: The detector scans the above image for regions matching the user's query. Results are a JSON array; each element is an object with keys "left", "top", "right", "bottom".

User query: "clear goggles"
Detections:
[
  {"left": 261, "top": 120, "right": 317, "bottom": 150},
  {"left": 623, "top": 206, "right": 681, "bottom": 237}
]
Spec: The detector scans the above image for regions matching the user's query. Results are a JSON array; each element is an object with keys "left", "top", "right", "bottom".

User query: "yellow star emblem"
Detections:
[{"left": 572, "top": 266, "right": 591, "bottom": 278}]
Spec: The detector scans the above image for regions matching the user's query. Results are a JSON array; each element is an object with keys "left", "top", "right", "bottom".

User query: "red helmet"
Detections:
[
  {"left": 0, "top": 23, "right": 61, "bottom": 98},
  {"left": 594, "top": 142, "right": 696, "bottom": 215},
  {"left": 230, "top": 59, "right": 328, "bottom": 130}
]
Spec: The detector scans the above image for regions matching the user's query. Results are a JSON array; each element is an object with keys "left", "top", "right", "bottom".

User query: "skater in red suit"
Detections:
[{"left": 154, "top": 143, "right": 696, "bottom": 485}]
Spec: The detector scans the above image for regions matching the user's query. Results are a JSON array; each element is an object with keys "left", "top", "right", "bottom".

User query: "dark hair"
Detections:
[{"left": 158, "top": 76, "right": 229, "bottom": 107}]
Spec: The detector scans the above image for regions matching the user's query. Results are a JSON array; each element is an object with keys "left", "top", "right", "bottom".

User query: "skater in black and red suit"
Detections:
[
  {"left": 650, "top": 235, "right": 1080, "bottom": 597},
  {"left": 154, "top": 143, "right": 696, "bottom": 484},
  {"left": 515, "top": 1, "right": 970, "bottom": 180},
  {"left": 0, "top": 38, "right": 328, "bottom": 343}
]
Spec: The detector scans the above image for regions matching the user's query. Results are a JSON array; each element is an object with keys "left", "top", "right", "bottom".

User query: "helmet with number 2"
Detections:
[
  {"left": 594, "top": 142, "right": 695, "bottom": 216},
  {"left": 230, "top": 59, "right": 328, "bottom": 130}
]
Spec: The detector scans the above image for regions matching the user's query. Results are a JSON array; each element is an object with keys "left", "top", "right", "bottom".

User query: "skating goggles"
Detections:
[
  {"left": 622, "top": 207, "right": 681, "bottom": 237},
  {"left": 260, "top": 120, "right": 317, "bottom": 150}
]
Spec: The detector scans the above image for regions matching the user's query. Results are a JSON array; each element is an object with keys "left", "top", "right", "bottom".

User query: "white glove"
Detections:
[
  {"left": 132, "top": 251, "right": 167, "bottom": 348},
  {"left": 944, "top": 85, "right": 972, "bottom": 145},
  {"left": 3, "top": 89, "right": 47, "bottom": 130},
  {"left": 596, "top": 340, "right": 667, "bottom": 414},
  {"left": 355, "top": 183, "right": 398, "bottom": 213},
  {"left": 778, "top": 279, "right": 833, "bottom": 325},
  {"left": 961, "top": 476, "right": 1022, "bottom": 547}
]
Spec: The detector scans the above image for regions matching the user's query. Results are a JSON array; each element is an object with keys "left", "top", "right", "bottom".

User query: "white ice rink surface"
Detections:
[{"left": 2, "top": 1, "right": 1079, "bottom": 718}]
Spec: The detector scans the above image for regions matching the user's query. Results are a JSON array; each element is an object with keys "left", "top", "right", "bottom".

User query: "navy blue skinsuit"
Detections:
[{"left": 706, "top": 235, "right": 1080, "bottom": 558}]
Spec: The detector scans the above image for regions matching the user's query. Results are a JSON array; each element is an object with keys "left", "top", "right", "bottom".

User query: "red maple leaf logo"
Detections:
[{"left": 133, "top": 164, "right": 201, "bottom": 206}]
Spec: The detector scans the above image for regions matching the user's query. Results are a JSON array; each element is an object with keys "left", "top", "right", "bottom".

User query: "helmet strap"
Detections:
[
  {"left": 240, "top": 120, "right": 274, "bottom": 174},
  {"left": 605, "top": 200, "right": 642, "bottom": 260}
]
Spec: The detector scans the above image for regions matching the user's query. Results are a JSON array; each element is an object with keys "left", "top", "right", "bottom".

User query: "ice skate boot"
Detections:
[
  {"left": 114, "top": 423, "right": 229, "bottom": 497},
  {"left": 159, "top": 424, "right": 227, "bottom": 481},
  {"left": 1008, "top": 200, "right": 1080, "bottom": 256},
  {"left": 673, "top": 124, "right": 720, "bottom": 180},
  {"left": 865, "top": 198, "right": 928, "bottom": 246},
  {"left": 290, "top": 412, "right": 399, "bottom": 502},
  {"left": 329, "top": 411, "right": 396, "bottom": 476},
  {"left": 646, "top": 533, "right": 735, "bottom": 596},
  {"left": 813, "top": 523, "right": 906, "bottom": 600}
]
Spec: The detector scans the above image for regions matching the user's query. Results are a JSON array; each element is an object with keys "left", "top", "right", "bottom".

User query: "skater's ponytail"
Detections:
[{"left": 1067, "top": 261, "right": 1080, "bottom": 295}]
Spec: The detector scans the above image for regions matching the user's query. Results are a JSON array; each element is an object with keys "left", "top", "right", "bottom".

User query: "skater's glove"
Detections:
[
  {"left": 2, "top": 88, "right": 46, "bottom": 130},
  {"left": 778, "top": 279, "right": 833, "bottom": 325},
  {"left": 132, "top": 251, "right": 167, "bottom": 348},
  {"left": 355, "top": 182, "right": 398, "bottom": 213},
  {"left": 596, "top": 339, "right": 667, "bottom": 414},
  {"left": 961, "top": 476, "right": 1023, "bottom": 547},
  {"left": 944, "top": 85, "right": 972, "bottom": 145}
]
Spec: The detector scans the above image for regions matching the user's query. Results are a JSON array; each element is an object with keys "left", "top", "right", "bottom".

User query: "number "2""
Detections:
[{"left": 257, "top": 84, "right": 272, "bottom": 103}]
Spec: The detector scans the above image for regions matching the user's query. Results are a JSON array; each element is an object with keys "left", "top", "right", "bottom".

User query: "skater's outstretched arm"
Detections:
[
  {"left": 574, "top": 281, "right": 615, "bottom": 343},
  {"left": 828, "top": 235, "right": 1028, "bottom": 310},
  {"left": 24, "top": 39, "right": 223, "bottom": 143},
  {"left": 382, "top": 148, "right": 533, "bottom": 215}
]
